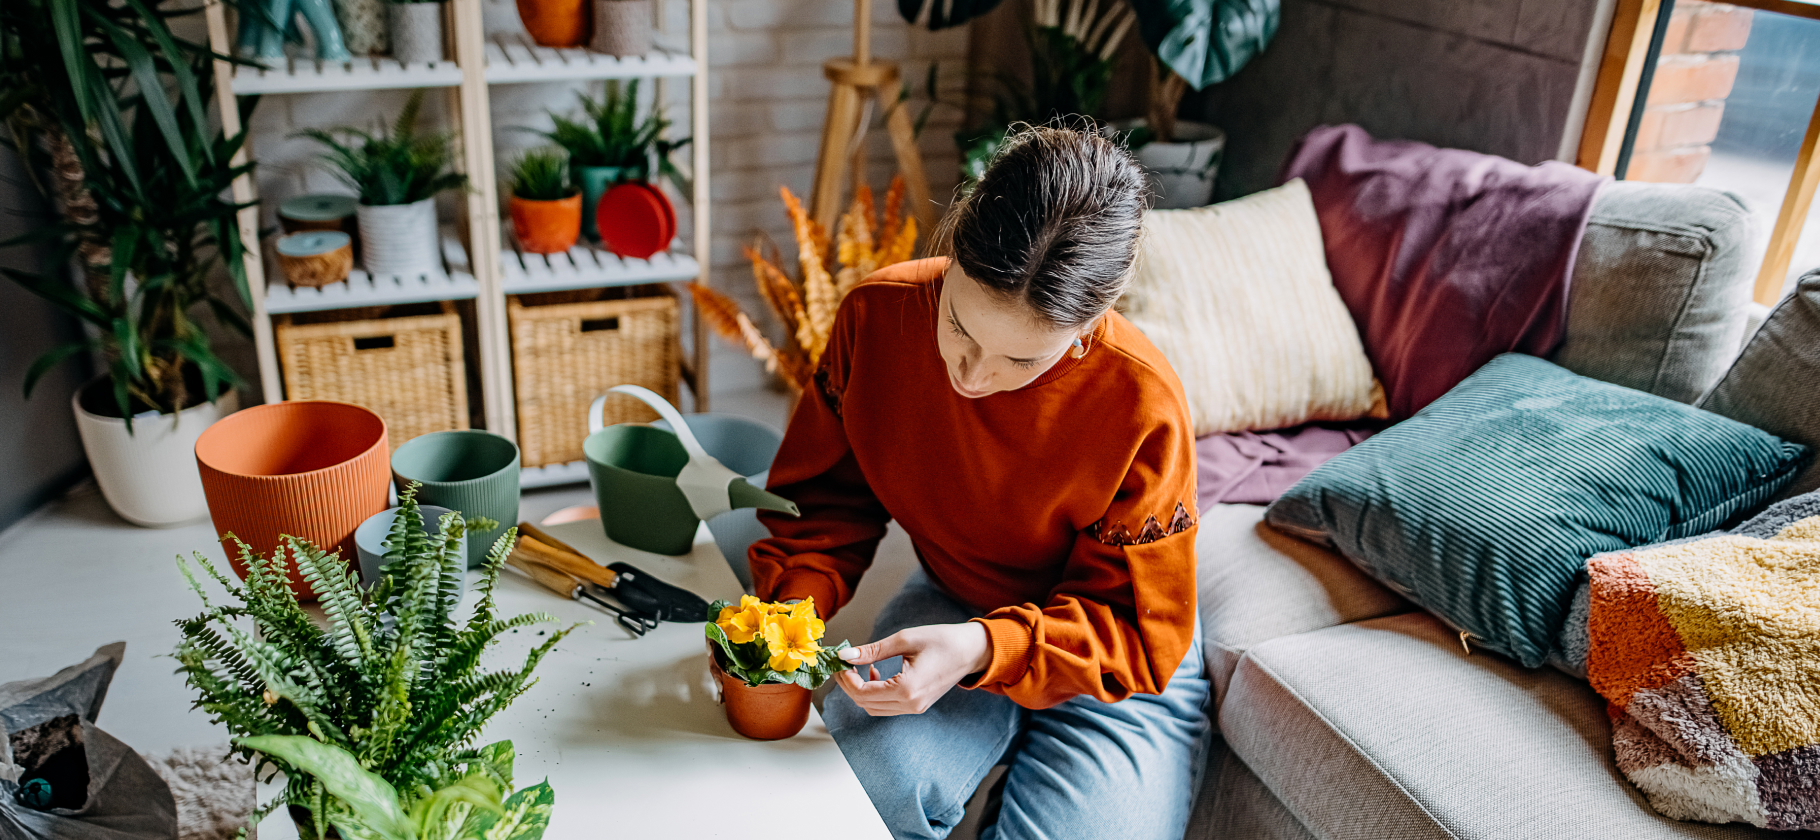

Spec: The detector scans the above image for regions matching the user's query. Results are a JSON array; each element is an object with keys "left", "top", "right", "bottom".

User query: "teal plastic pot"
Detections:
[
  {"left": 584, "top": 424, "right": 700, "bottom": 556},
  {"left": 390, "top": 430, "right": 520, "bottom": 567},
  {"left": 652, "top": 414, "right": 781, "bottom": 588},
  {"left": 576, "top": 165, "right": 633, "bottom": 242}
]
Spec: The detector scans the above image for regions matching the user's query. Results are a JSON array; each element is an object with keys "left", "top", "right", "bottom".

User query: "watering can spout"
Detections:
[{"left": 729, "top": 478, "right": 800, "bottom": 517}]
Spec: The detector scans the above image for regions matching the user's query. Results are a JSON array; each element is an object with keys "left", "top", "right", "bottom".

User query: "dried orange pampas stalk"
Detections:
[{"left": 693, "top": 176, "right": 919, "bottom": 392}]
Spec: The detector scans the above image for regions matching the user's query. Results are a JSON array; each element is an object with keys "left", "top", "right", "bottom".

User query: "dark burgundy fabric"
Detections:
[
  {"left": 1280, "top": 124, "right": 1607, "bottom": 420},
  {"left": 1194, "top": 423, "right": 1378, "bottom": 511}
]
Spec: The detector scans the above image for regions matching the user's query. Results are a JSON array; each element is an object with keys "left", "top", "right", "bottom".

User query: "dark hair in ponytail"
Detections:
[{"left": 936, "top": 123, "right": 1148, "bottom": 330}]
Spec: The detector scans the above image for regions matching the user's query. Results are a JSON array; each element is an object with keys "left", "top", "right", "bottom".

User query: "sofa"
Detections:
[{"left": 1180, "top": 180, "right": 1792, "bottom": 839}]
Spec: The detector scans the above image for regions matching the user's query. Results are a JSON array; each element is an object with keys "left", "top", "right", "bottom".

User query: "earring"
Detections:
[{"left": 1069, "top": 336, "right": 1087, "bottom": 359}]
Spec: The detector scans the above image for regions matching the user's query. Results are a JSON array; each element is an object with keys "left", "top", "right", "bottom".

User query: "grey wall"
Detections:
[
  {"left": 0, "top": 146, "right": 91, "bottom": 532},
  {"left": 1189, "top": 0, "right": 1604, "bottom": 199}
]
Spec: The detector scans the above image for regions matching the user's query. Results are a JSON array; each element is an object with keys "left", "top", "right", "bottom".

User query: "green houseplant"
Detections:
[
  {"left": 238, "top": 735, "right": 553, "bottom": 840},
  {"left": 300, "top": 90, "right": 467, "bottom": 277},
  {"left": 0, "top": 0, "right": 256, "bottom": 527},
  {"left": 506, "top": 149, "right": 582, "bottom": 254},
  {"left": 173, "top": 485, "right": 575, "bottom": 840},
  {"left": 531, "top": 79, "right": 687, "bottom": 239}
]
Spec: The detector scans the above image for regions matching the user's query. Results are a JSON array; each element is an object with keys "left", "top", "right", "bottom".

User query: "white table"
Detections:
[{"left": 0, "top": 487, "right": 891, "bottom": 839}]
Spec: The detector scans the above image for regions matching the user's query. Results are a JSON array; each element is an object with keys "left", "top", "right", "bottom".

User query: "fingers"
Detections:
[
  {"left": 834, "top": 667, "right": 940, "bottom": 717},
  {"left": 841, "top": 630, "right": 919, "bottom": 665}
]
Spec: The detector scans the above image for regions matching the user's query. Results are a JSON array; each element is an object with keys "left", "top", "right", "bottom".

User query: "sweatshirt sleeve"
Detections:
[
  {"left": 748, "top": 297, "right": 889, "bottom": 619},
  {"left": 961, "top": 413, "right": 1199, "bottom": 709}
]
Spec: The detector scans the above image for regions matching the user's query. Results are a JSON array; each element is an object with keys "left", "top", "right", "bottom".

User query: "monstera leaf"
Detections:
[
  {"left": 1130, "top": 0, "right": 1279, "bottom": 90},
  {"left": 897, "top": 0, "right": 1007, "bottom": 30}
]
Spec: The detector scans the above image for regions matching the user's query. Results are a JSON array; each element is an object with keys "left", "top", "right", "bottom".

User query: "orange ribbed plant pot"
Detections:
[
  {"left": 510, "top": 193, "right": 583, "bottom": 254},
  {"left": 194, "top": 401, "right": 390, "bottom": 602},
  {"left": 515, "top": 0, "right": 588, "bottom": 47},
  {"left": 709, "top": 644, "right": 812, "bottom": 741}
]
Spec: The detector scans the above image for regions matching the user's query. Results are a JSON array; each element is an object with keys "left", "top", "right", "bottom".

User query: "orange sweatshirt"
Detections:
[{"left": 749, "top": 258, "right": 1199, "bottom": 709}]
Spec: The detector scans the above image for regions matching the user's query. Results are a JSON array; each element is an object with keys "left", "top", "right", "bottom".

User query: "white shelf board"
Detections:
[
  {"left": 265, "top": 230, "right": 479, "bottom": 314},
  {"left": 501, "top": 241, "right": 700, "bottom": 295},
  {"left": 231, "top": 56, "right": 462, "bottom": 94},
  {"left": 521, "top": 460, "right": 590, "bottom": 489},
  {"left": 230, "top": 39, "right": 693, "bottom": 95},
  {"left": 484, "top": 34, "right": 696, "bottom": 84}
]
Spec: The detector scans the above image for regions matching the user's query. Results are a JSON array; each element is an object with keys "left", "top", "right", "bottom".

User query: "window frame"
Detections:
[{"left": 1576, "top": 0, "right": 1820, "bottom": 305}]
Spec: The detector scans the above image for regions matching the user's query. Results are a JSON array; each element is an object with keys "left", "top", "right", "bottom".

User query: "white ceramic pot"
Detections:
[
  {"left": 388, "top": 2, "right": 444, "bottom": 64},
  {"left": 356, "top": 197, "right": 440, "bottom": 277},
  {"left": 1123, "top": 119, "right": 1226, "bottom": 209},
  {"left": 71, "top": 381, "right": 239, "bottom": 528},
  {"left": 591, "top": 0, "right": 652, "bottom": 56}
]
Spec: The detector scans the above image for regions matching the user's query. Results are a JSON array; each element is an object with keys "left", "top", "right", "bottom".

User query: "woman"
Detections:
[{"left": 750, "top": 125, "right": 1208, "bottom": 840}]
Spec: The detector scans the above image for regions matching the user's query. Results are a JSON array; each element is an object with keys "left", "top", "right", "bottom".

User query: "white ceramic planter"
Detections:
[
  {"left": 71, "top": 382, "right": 239, "bottom": 528},
  {"left": 356, "top": 197, "right": 440, "bottom": 277},
  {"left": 388, "top": 2, "right": 444, "bottom": 64},
  {"left": 591, "top": 0, "right": 652, "bottom": 56},
  {"left": 1123, "top": 119, "right": 1226, "bottom": 209}
]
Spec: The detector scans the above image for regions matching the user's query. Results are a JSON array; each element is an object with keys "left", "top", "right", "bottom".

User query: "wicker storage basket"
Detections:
[
  {"left": 275, "top": 301, "right": 470, "bottom": 450},
  {"left": 510, "top": 286, "right": 680, "bottom": 468}
]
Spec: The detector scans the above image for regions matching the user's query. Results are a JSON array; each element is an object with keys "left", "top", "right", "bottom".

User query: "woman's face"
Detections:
[{"left": 936, "top": 263, "right": 1083, "bottom": 399}]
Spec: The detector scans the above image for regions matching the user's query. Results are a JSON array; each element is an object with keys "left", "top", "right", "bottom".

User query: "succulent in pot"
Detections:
[
  {"left": 527, "top": 79, "right": 687, "bottom": 240},
  {"left": 1, "top": 0, "right": 253, "bottom": 527},
  {"left": 704, "top": 596, "right": 853, "bottom": 740},
  {"left": 506, "top": 149, "right": 582, "bottom": 255},
  {"left": 172, "top": 485, "right": 576, "bottom": 840},
  {"left": 300, "top": 91, "right": 468, "bottom": 277}
]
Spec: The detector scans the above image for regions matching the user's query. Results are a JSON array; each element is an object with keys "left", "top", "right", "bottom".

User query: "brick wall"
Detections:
[
  {"left": 1628, "top": 1, "right": 1753, "bottom": 183},
  {"left": 243, "top": 0, "right": 969, "bottom": 392}
]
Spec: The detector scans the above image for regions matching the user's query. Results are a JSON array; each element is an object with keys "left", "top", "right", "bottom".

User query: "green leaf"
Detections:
[
  {"left": 1128, "top": 0, "right": 1280, "bottom": 91},
  {"left": 236, "top": 736, "right": 411, "bottom": 840},
  {"left": 464, "top": 780, "right": 554, "bottom": 840},
  {"left": 22, "top": 342, "right": 90, "bottom": 398}
]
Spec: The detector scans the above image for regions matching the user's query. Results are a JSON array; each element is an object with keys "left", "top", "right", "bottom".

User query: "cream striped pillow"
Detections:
[{"left": 1119, "top": 178, "right": 1381, "bottom": 436}]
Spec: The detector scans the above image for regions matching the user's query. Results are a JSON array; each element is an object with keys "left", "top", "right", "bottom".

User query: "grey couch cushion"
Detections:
[
  {"left": 1553, "top": 182, "right": 1755, "bottom": 403},
  {"left": 1195, "top": 504, "right": 1406, "bottom": 710},
  {"left": 1220, "top": 613, "right": 1773, "bottom": 840},
  {"left": 1699, "top": 269, "right": 1820, "bottom": 499},
  {"left": 1188, "top": 737, "right": 1318, "bottom": 840}
]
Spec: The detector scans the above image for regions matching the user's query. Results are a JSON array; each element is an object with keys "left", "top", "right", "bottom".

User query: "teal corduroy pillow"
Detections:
[{"left": 1264, "top": 353, "right": 1810, "bottom": 667}]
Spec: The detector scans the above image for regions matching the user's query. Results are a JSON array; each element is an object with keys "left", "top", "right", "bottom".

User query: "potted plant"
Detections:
[
  {"left": 301, "top": 91, "right": 468, "bottom": 277},
  {"left": 514, "top": 0, "right": 588, "bottom": 49},
  {"left": 238, "top": 736, "right": 552, "bottom": 840},
  {"left": 387, "top": 0, "right": 445, "bottom": 64},
  {"left": 172, "top": 486, "right": 576, "bottom": 840},
  {"left": 1120, "top": 0, "right": 1278, "bottom": 207},
  {"left": 589, "top": 0, "right": 650, "bottom": 56},
  {"left": 1, "top": 0, "right": 254, "bottom": 527},
  {"left": 530, "top": 80, "right": 686, "bottom": 240},
  {"left": 507, "top": 149, "right": 582, "bottom": 254},
  {"left": 704, "top": 595, "right": 853, "bottom": 740}
]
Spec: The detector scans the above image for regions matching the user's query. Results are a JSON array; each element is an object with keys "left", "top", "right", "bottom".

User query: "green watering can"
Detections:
[{"left": 584, "top": 385, "right": 800, "bottom": 556}]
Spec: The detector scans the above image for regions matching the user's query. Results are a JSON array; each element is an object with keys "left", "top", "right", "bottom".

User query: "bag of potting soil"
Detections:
[{"left": 0, "top": 642, "right": 178, "bottom": 840}]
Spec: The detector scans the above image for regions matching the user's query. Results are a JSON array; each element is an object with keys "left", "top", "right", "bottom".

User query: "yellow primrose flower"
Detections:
[
  {"left": 787, "top": 598, "right": 825, "bottom": 641},
  {"left": 762, "top": 613, "right": 822, "bottom": 673},
  {"left": 716, "top": 595, "right": 767, "bottom": 644}
]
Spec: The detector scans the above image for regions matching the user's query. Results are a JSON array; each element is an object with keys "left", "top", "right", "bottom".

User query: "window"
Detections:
[{"left": 1578, "top": 0, "right": 1820, "bottom": 306}]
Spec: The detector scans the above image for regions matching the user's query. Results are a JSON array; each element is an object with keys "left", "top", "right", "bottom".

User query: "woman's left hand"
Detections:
[{"left": 832, "top": 622, "right": 992, "bottom": 716}]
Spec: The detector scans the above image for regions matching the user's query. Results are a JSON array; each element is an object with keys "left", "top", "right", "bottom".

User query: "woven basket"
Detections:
[
  {"left": 510, "top": 286, "right": 679, "bottom": 468},
  {"left": 276, "top": 301, "right": 470, "bottom": 451}
]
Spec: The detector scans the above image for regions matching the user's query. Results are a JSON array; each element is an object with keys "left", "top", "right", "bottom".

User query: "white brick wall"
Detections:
[{"left": 241, "top": 0, "right": 969, "bottom": 393}]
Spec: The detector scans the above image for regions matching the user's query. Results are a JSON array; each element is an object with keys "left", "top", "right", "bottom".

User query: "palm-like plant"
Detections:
[
  {"left": 533, "top": 80, "right": 688, "bottom": 189},
  {"left": 509, "top": 149, "right": 572, "bottom": 202},
  {"left": 172, "top": 485, "right": 576, "bottom": 840},
  {"left": 299, "top": 91, "right": 468, "bottom": 207},
  {"left": 0, "top": 0, "right": 256, "bottom": 422}
]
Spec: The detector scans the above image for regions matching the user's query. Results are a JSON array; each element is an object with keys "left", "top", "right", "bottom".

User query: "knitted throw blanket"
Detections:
[{"left": 1586, "top": 493, "right": 1820, "bottom": 831}]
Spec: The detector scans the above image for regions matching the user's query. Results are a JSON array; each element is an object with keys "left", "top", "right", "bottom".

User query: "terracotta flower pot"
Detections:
[
  {"left": 509, "top": 192, "right": 583, "bottom": 254},
  {"left": 194, "top": 401, "right": 391, "bottom": 602},
  {"left": 516, "top": 0, "right": 588, "bottom": 48},
  {"left": 709, "top": 643, "right": 812, "bottom": 741}
]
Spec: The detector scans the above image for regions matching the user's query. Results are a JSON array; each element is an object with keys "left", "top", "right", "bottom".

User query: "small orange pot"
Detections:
[
  {"left": 510, "top": 192, "right": 583, "bottom": 254},
  {"left": 515, "top": 0, "right": 588, "bottom": 47},
  {"left": 708, "top": 644, "right": 812, "bottom": 740},
  {"left": 194, "top": 401, "right": 391, "bottom": 602}
]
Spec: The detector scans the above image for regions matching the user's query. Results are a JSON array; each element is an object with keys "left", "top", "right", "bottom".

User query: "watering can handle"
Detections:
[{"left": 591, "top": 385, "right": 719, "bottom": 471}]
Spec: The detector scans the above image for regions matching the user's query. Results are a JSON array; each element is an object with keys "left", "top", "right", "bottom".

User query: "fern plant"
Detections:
[
  {"left": 172, "top": 485, "right": 576, "bottom": 840},
  {"left": 509, "top": 150, "right": 573, "bottom": 202},
  {"left": 298, "top": 91, "right": 469, "bottom": 206}
]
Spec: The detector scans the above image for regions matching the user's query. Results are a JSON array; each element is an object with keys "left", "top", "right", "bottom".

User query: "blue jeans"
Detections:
[{"left": 825, "top": 570, "right": 1212, "bottom": 840}]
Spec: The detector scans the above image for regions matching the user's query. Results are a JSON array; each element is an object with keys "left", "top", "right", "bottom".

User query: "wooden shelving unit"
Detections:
[{"left": 203, "top": 0, "right": 712, "bottom": 483}]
